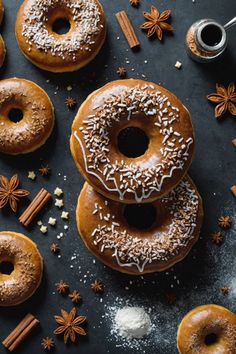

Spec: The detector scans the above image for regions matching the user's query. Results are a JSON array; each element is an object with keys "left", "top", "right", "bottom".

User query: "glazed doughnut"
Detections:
[
  {"left": 0, "top": 34, "right": 5, "bottom": 68},
  {"left": 177, "top": 304, "right": 236, "bottom": 354},
  {"left": 76, "top": 176, "right": 203, "bottom": 275},
  {"left": 0, "top": 0, "right": 4, "bottom": 25},
  {"left": 0, "top": 78, "right": 54, "bottom": 155},
  {"left": 15, "top": 0, "right": 106, "bottom": 72},
  {"left": 71, "top": 79, "right": 195, "bottom": 204},
  {"left": 0, "top": 231, "right": 43, "bottom": 306}
]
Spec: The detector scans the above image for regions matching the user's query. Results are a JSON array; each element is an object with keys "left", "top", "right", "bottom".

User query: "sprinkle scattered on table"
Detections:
[
  {"left": 61, "top": 211, "right": 69, "bottom": 220},
  {"left": 175, "top": 61, "right": 182, "bottom": 69},
  {"left": 40, "top": 225, "right": 48, "bottom": 234},
  {"left": 28, "top": 171, "right": 36, "bottom": 180},
  {"left": 55, "top": 199, "right": 64, "bottom": 208},
  {"left": 48, "top": 217, "right": 57, "bottom": 226},
  {"left": 54, "top": 187, "right": 63, "bottom": 197}
]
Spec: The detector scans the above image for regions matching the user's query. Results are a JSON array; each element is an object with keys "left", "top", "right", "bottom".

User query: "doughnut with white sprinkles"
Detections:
[
  {"left": 16, "top": 0, "right": 106, "bottom": 72},
  {"left": 77, "top": 176, "right": 203, "bottom": 274},
  {"left": 71, "top": 79, "right": 195, "bottom": 203}
]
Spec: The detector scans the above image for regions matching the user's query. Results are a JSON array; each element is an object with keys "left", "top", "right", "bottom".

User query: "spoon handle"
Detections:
[{"left": 224, "top": 16, "right": 236, "bottom": 30}]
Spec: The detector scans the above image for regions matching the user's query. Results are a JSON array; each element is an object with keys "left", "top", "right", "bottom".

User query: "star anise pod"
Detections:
[
  {"left": 211, "top": 231, "right": 223, "bottom": 245},
  {"left": 130, "top": 0, "right": 139, "bottom": 7},
  {"left": 65, "top": 96, "right": 77, "bottom": 108},
  {"left": 39, "top": 165, "right": 51, "bottom": 176},
  {"left": 50, "top": 243, "right": 60, "bottom": 254},
  {"left": 140, "top": 6, "right": 173, "bottom": 40},
  {"left": 41, "top": 337, "right": 54, "bottom": 350},
  {"left": 69, "top": 290, "right": 82, "bottom": 304},
  {"left": 165, "top": 292, "right": 177, "bottom": 305},
  {"left": 117, "top": 67, "right": 127, "bottom": 78},
  {"left": 221, "top": 286, "right": 230, "bottom": 295},
  {"left": 0, "top": 175, "right": 29, "bottom": 212},
  {"left": 207, "top": 83, "right": 236, "bottom": 118},
  {"left": 55, "top": 280, "right": 69, "bottom": 295},
  {"left": 54, "top": 307, "right": 86, "bottom": 344},
  {"left": 91, "top": 279, "right": 103, "bottom": 293},
  {"left": 218, "top": 216, "right": 231, "bottom": 229}
]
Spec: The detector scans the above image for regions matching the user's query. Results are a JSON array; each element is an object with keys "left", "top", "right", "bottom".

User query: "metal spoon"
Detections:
[{"left": 224, "top": 16, "right": 236, "bottom": 30}]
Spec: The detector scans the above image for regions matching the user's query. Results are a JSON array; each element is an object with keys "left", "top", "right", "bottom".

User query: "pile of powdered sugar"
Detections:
[
  {"left": 114, "top": 306, "right": 152, "bottom": 339},
  {"left": 103, "top": 298, "right": 157, "bottom": 352}
]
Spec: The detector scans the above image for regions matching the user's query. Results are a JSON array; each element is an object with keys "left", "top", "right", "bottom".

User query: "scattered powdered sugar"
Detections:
[{"left": 114, "top": 306, "right": 152, "bottom": 339}]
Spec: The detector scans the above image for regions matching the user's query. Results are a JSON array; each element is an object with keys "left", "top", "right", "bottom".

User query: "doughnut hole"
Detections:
[
  {"left": 8, "top": 108, "right": 24, "bottom": 123},
  {"left": 205, "top": 333, "right": 218, "bottom": 346},
  {"left": 52, "top": 17, "right": 71, "bottom": 35},
  {"left": 46, "top": 7, "right": 74, "bottom": 37},
  {"left": 124, "top": 203, "right": 156, "bottom": 230},
  {"left": 0, "top": 261, "right": 14, "bottom": 275},
  {"left": 117, "top": 127, "right": 150, "bottom": 158}
]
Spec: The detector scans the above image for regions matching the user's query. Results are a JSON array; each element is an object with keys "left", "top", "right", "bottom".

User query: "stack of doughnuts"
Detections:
[{"left": 70, "top": 79, "right": 204, "bottom": 275}]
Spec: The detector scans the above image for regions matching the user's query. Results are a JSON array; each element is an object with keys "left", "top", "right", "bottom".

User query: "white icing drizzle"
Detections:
[
  {"left": 74, "top": 84, "right": 194, "bottom": 202},
  {"left": 90, "top": 179, "right": 200, "bottom": 272},
  {"left": 75, "top": 131, "right": 193, "bottom": 202}
]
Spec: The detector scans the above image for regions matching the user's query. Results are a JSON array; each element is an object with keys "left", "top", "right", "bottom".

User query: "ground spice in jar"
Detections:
[{"left": 186, "top": 19, "right": 227, "bottom": 63}]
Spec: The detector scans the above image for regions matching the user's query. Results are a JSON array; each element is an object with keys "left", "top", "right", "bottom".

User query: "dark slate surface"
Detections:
[{"left": 0, "top": 0, "right": 236, "bottom": 353}]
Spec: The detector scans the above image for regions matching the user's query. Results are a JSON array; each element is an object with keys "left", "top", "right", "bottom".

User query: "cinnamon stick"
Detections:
[
  {"left": 116, "top": 11, "right": 140, "bottom": 48},
  {"left": 19, "top": 188, "right": 51, "bottom": 227},
  {"left": 2, "top": 313, "right": 39, "bottom": 352}
]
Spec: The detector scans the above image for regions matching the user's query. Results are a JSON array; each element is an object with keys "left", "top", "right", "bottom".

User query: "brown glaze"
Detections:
[
  {"left": 76, "top": 176, "right": 203, "bottom": 275},
  {"left": 15, "top": 0, "right": 106, "bottom": 73},
  {"left": 0, "top": 35, "right": 5, "bottom": 68},
  {"left": 177, "top": 305, "right": 236, "bottom": 354},
  {"left": 71, "top": 79, "right": 195, "bottom": 204},
  {"left": 0, "top": 231, "right": 43, "bottom": 307},
  {"left": 0, "top": 78, "right": 54, "bottom": 155}
]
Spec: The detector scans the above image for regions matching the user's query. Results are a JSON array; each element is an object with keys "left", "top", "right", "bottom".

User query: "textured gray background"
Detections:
[{"left": 0, "top": 0, "right": 236, "bottom": 353}]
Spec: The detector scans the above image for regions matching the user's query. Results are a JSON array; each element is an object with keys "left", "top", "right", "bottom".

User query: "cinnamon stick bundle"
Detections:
[
  {"left": 116, "top": 11, "right": 140, "bottom": 48},
  {"left": 2, "top": 313, "right": 39, "bottom": 352},
  {"left": 19, "top": 188, "right": 51, "bottom": 227}
]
